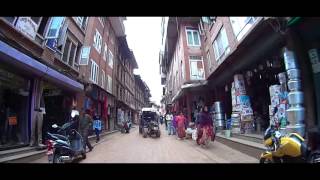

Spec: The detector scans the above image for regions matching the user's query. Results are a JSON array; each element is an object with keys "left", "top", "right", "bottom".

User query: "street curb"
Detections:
[
  {"left": 216, "top": 133, "right": 264, "bottom": 159},
  {"left": 2, "top": 129, "right": 120, "bottom": 163},
  {"left": 88, "top": 130, "right": 119, "bottom": 141}
]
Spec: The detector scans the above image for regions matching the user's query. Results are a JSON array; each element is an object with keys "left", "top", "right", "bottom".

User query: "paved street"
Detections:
[{"left": 31, "top": 125, "right": 258, "bottom": 163}]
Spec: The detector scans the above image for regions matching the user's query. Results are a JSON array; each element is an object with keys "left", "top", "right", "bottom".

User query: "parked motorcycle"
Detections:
[
  {"left": 260, "top": 125, "right": 320, "bottom": 163},
  {"left": 46, "top": 110, "right": 86, "bottom": 163}
]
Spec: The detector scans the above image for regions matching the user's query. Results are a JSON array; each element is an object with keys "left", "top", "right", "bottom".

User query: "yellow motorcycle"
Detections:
[{"left": 260, "top": 126, "right": 320, "bottom": 163}]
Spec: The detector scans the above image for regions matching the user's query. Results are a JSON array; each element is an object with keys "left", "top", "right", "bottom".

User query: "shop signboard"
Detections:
[
  {"left": 308, "top": 49, "right": 320, "bottom": 74},
  {"left": 15, "top": 17, "right": 38, "bottom": 40},
  {"left": 277, "top": 103, "right": 287, "bottom": 118},
  {"left": 8, "top": 116, "right": 18, "bottom": 126},
  {"left": 269, "top": 105, "right": 274, "bottom": 116},
  {"left": 44, "top": 89, "right": 62, "bottom": 96},
  {"left": 269, "top": 85, "right": 281, "bottom": 96},
  {"left": 238, "top": 95, "right": 251, "bottom": 107},
  {"left": 241, "top": 107, "right": 253, "bottom": 116},
  {"left": 234, "top": 74, "right": 245, "bottom": 82},
  {"left": 270, "top": 96, "right": 280, "bottom": 107}
]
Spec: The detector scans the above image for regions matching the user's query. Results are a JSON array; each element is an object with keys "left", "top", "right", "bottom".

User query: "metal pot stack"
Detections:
[
  {"left": 231, "top": 112, "right": 241, "bottom": 134},
  {"left": 214, "top": 101, "right": 225, "bottom": 130},
  {"left": 283, "top": 48, "right": 305, "bottom": 136}
]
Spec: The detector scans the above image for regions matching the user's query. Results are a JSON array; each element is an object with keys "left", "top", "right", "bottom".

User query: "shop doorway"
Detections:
[
  {"left": 0, "top": 63, "right": 31, "bottom": 150},
  {"left": 245, "top": 55, "right": 286, "bottom": 134},
  {"left": 42, "top": 82, "right": 73, "bottom": 143}
]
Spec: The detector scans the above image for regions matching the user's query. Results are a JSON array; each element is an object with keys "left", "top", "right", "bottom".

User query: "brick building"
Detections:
[
  {"left": 160, "top": 17, "right": 320, "bottom": 146},
  {"left": 0, "top": 16, "right": 150, "bottom": 151}
]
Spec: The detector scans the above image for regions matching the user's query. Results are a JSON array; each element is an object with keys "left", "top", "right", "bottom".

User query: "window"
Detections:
[
  {"left": 108, "top": 49, "right": 113, "bottom": 68},
  {"left": 2, "top": 17, "right": 17, "bottom": 24},
  {"left": 107, "top": 75, "right": 112, "bottom": 93},
  {"left": 98, "top": 17, "right": 105, "bottom": 26},
  {"left": 76, "top": 17, "right": 88, "bottom": 30},
  {"left": 46, "top": 17, "right": 65, "bottom": 39},
  {"left": 37, "top": 17, "right": 49, "bottom": 36},
  {"left": 103, "top": 43, "right": 108, "bottom": 61},
  {"left": 201, "top": 17, "right": 216, "bottom": 26},
  {"left": 30, "top": 17, "right": 41, "bottom": 25},
  {"left": 101, "top": 70, "right": 105, "bottom": 89},
  {"left": 93, "top": 29, "right": 102, "bottom": 53},
  {"left": 61, "top": 36, "right": 80, "bottom": 69},
  {"left": 186, "top": 28, "right": 200, "bottom": 46},
  {"left": 90, "top": 60, "right": 99, "bottom": 84},
  {"left": 213, "top": 27, "right": 230, "bottom": 61},
  {"left": 189, "top": 56, "right": 205, "bottom": 80},
  {"left": 79, "top": 46, "right": 91, "bottom": 65},
  {"left": 230, "top": 17, "right": 258, "bottom": 41}
]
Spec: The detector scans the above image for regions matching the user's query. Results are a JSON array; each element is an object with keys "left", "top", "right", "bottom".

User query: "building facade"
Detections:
[
  {"left": 0, "top": 17, "right": 84, "bottom": 150},
  {"left": 134, "top": 74, "right": 152, "bottom": 124},
  {"left": 160, "top": 17, "right": 320, "bottom": 148},
  {"left": 0, "top": 16, "right": 150, "bottom": 151},
  {"left": 115, "top": 37, "right": 138, "bottom": 126}
]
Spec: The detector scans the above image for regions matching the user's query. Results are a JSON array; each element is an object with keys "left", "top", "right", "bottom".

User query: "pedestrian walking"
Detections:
[
  {"left": 176, "top": 112, "right": 186, "bottom": 139},
  {"left": 172, "top": 112, "right": 177, "bottom": 135},
  {"left": 196, "top": 106, "right": 214, "bottom": 145},
  {"left": 165, "top": 111, "right": 174, "bottom": 135},
  {"left": 93, "top": 114, "right": 102, "bottom": 143},
  {"left": 79, "top": 109, "right": 93, "bottom": 152}
]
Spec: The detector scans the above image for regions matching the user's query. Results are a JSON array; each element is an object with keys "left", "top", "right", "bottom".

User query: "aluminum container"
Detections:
[
  {"left": 215, "top": 119, "right": 224, "bottom": 128},
  {"left": 287, "top": 69, "right": 301, "bottom": 80},
  {"left": 214, "top": 101, "right": 224, "bottom": 113},
  {"left": 286, "top": 106, "right": 305, "bottom": 124},
  {"left": 283, "top": 48, "right": 298, "bottom": 70},
  {"left": 215, "top": 113, "right": 225, "bottom": 120},
  {"left": 286, "top": 124, "right": 305, "bottom": 137},
  {"left": 288, "top": 91, "right": 304, "bottom": 105},
  {"left": 287, "top": 80, "right": 302, "bottom": 91},
  {"left": 278, "top": 72, "right": 287, "bottom": 84}
]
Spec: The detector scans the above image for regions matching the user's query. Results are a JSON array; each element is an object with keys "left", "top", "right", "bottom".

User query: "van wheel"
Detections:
[
  {"left": 143, "top": 132, "right": 147, "bottom": 138},
  {"left": 156, "top": 131, "right": 160, "bottom": 137},
  {"left": 82, "top": 153, "right": 86, "bottom": 159}
]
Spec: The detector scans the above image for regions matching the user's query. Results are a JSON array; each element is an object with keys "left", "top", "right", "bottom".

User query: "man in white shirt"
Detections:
[{"left": 165, "top": 111, "right": 174, "bottom": 135}]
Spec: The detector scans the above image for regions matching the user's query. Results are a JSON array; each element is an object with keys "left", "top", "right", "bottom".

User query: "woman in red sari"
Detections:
[
  {"left": 176, "top": 111, "right": 186, "bottom": 139},
  {"left": 196, "top": 106, "right": 214, "bottom": 146}
]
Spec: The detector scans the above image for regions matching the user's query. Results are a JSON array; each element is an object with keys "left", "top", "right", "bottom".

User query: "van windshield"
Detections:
[{"left": 142, "top": 111, "right": 156, "bottom": 122}]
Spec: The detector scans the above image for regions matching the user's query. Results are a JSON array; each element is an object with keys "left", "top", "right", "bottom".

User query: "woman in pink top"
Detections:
[{"left": 176, "top": 111, "right": 186, "bottom": 139}]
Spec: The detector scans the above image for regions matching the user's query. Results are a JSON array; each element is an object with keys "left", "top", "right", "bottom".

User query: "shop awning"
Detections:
[
  {"left": 171, "top": 80, "right": 208, "bottom": 103},
  {"left": 0, "top": 40, "right": 84, "bottom": 92}
]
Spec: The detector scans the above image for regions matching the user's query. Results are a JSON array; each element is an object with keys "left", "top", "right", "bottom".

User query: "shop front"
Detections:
[
  {"left": 171, "top": 81, "right": 211, "bottom": 124},
  {"left": 0, "top": 63, "right": 31, "bottom": 150},
  {"left": 83, "top": 84, "right": 116, "bottom": 131},
  {"left": 0, "top": 40, "right": 84, "bottom": 150},
  {"left": 207, "top": 18, "right": 320, "bottom": 140}
]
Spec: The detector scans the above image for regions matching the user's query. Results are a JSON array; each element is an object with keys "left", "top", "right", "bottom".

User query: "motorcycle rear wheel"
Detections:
[
  {"left": 308, "top": 150, "right": 320, "bottom": 163},
  {"left": 259, "top": 157, "right": 274, "bottom": 163},
  {"left": 53, "top": 153, "right": 64, "bottom": 164}
]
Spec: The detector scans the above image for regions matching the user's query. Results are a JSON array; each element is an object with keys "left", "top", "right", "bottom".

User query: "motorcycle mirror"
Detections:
[
  {"left": 52, "top": 124, "right": 58, "bottom": 128},
  {"left": 71, "top": 110, "right": 79, "bottom": 118}
]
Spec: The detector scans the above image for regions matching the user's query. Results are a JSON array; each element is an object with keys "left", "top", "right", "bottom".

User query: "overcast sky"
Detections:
[{"left": 124, "top": 17, "right": 162, "bottom": 105}]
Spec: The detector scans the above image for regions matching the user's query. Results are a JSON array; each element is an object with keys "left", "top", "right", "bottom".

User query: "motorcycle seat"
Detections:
[{"left": 47, "top": 132, "right": 69, "bottom": 142}]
